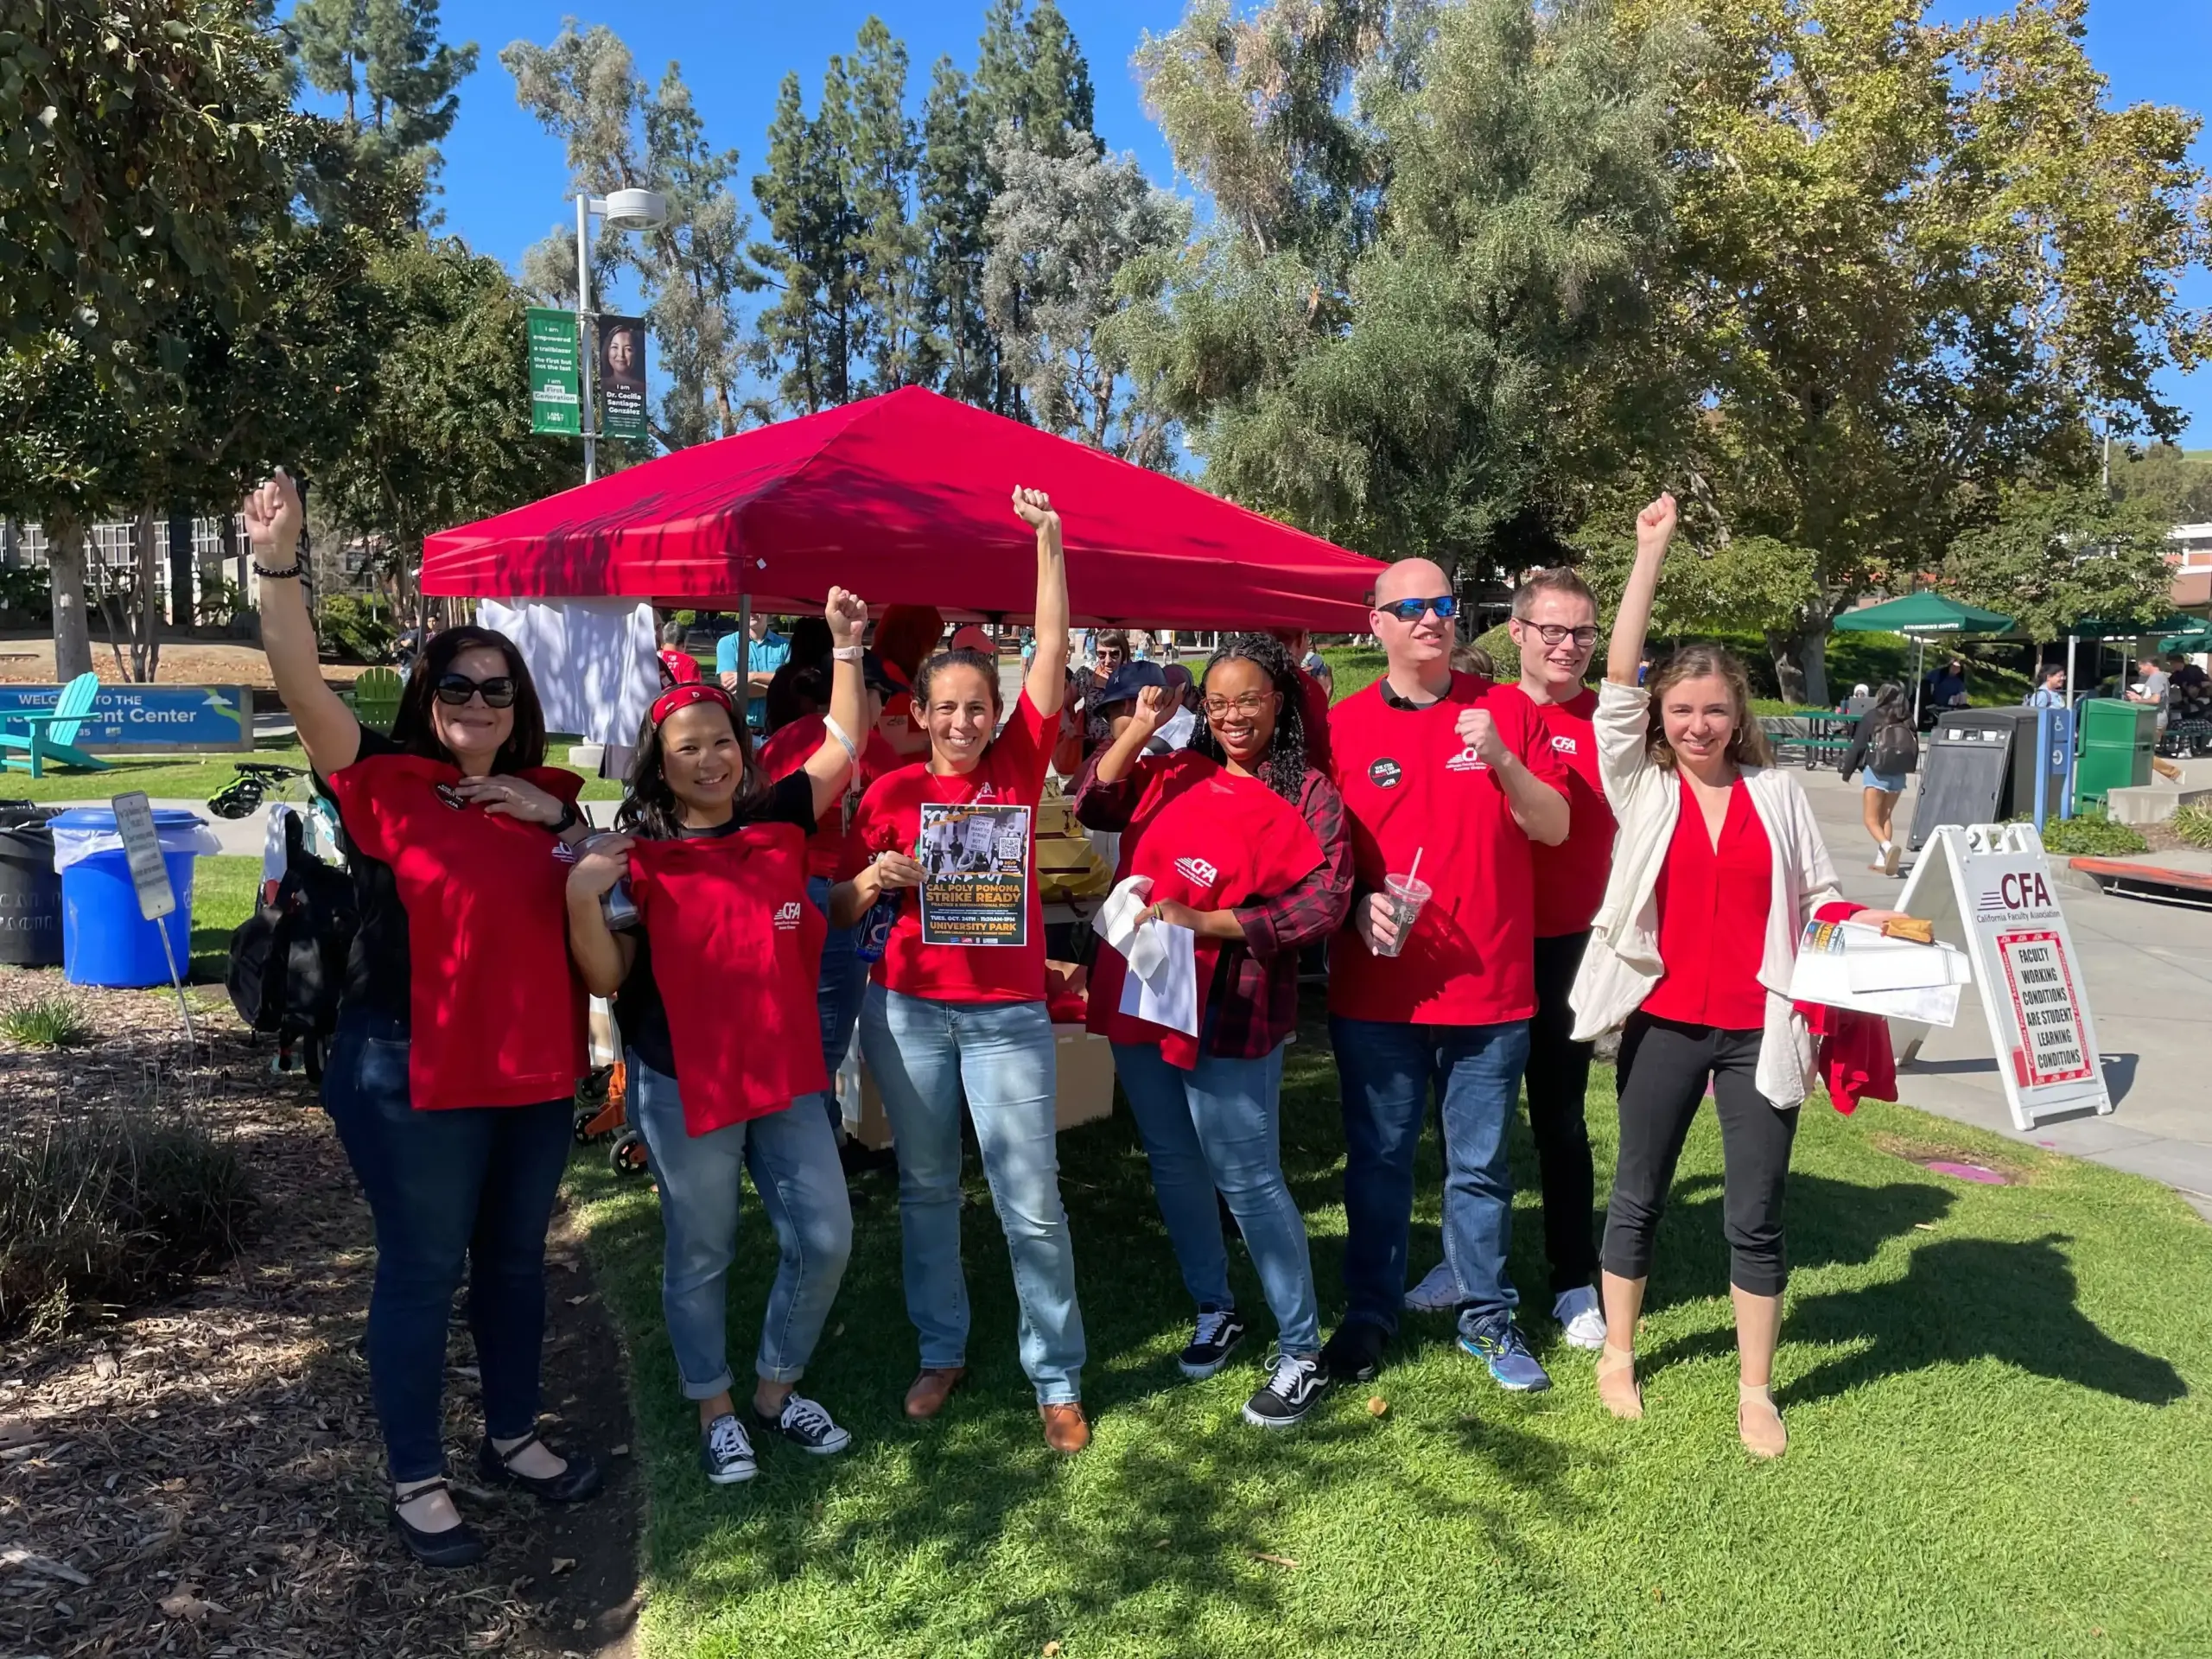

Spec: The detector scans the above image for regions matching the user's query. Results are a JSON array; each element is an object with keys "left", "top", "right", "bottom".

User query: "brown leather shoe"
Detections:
[
  {"left": 1039, "top": 1402, "right": 1090, "bottom": 1454},
  {"left": 904, "top": 1367, "right": 967, "bottom": 1421}
]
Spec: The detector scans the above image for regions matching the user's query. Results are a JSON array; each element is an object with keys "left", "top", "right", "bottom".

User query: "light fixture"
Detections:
[{"left": 600, "top": 188, "right": 669, "bottom": 232}]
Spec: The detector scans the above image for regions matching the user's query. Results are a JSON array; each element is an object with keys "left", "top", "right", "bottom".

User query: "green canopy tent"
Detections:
[
  {"left": 1832, "top": 594, "right": 2018, "bottom": 721},
  {"left": 2162, "top": 626, "right": 2212, "bottom": 655}
]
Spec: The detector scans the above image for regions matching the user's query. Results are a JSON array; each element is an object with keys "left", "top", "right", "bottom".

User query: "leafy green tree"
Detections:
[
  {"left": 1129, "top": 0, "right": 1681, "bottom": 571},
  {"left": 310, "top": 237, "right": 580, "bottom": 615},
  {"left": 1943, "top": 483, "right": 2176, "bottom": 643},
  {"left": 748, "top": 60, "right": 868, "bottom": 414},
  {"left": 2112, "top": 443, "right": 2212, "bottom": 529},
  {"left": 3, "top": 0, "right": 298, "bottom": 378},
  {"left": 918, "top": 57, "right": 996, "bottom": 405},
  {"left": 982, "top": 131, "right": 1189, "bottom": 465},
  {"left": 975, "top": 0, "right": 1096, "bottom": 157},
  {"left": 1623, "top": 0, "right": 2212, "bottom": 703},
  {"left": 848, "top": 19, "right": 929, "bottom": 393},
  {"left": 505, "top": 22, "right": 763, "bottom": 445},
  {"left": 289, "top": 0, "right": 478, "bottom": 220}
]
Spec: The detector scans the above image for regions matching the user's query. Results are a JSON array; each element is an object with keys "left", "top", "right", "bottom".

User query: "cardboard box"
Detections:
[{"left": 853, "top": 1024, "right": 1117, "bottom": 1150}]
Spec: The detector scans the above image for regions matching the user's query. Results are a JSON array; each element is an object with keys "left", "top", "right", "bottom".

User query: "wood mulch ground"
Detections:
[
  {"left": 0, "top": 976, "right": 643, "bottom": 1659},
  {"left": 0, "top": 634, "right": 367, "bottom": 691}
]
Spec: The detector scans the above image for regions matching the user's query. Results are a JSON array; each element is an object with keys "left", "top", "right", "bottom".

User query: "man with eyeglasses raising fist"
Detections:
[
  {"left": 1404, "top": 569, "right": 1614, "bottom": 1353},
  {"left": 1319, "top": 559, "right": 1570, "bottom": 1396}
]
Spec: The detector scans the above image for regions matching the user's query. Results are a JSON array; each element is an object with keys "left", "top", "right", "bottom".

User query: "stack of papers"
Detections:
[{"left": 1788, "top": 919, "right": 1972, "bottom": 1027}]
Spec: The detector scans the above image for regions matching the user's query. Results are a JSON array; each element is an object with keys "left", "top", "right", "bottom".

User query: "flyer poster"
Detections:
[{"left": 917, "top": 802, "right": 1031, "bottom": 947}]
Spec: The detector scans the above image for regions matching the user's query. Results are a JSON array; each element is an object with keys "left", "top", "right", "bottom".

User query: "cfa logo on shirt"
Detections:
[
  {"left": 1173, "top": 855, "right": 1219, "bottom": 886},
  {"left": 1551, "top": 734, "right": 1580, "bottom": 755},
  {"left": 1368, "top": 757, "right": 1403, "bottom": 790},
  {"left": 772, "top": 900, "right": 804, "bottom": 931},
  {"left": 1446, "top": 746, "right": 1490, "bottom": 772}
]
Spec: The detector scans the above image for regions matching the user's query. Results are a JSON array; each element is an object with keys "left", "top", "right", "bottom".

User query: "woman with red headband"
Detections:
[
  {"left": 829, "top": 488, "right": 1089, "bottom": 1453},
  {"left": 566, "top": 590, "right": 870, "bottom": 1488},
  {"left": 245, "top": 472, "right": 600, "bottom": 1569}
]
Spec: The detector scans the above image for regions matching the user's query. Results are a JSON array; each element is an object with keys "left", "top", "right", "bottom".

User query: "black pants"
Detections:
[
  {"left": 1601, "top": 1014, "right": 1799, "bottom": 1298},
  {"left": 1526, "top": 931, "right": 1600, "bottom": 1294}
]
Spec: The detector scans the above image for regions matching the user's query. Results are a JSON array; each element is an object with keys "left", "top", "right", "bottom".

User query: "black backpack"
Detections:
[
  {"left": 1870, "top": 710, "right": 1919, "bottom": 774},
  {"left": 228, "top": 813, "right": 358, "bottom": 1081}
]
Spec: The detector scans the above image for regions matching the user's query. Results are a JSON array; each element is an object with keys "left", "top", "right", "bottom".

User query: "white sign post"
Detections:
[
  {"left": 111, "top": 791, "right": 197, "bottom": 1044},
  {"left": 1892, "top": 823, "right": 2108, "bottom": 1129}
]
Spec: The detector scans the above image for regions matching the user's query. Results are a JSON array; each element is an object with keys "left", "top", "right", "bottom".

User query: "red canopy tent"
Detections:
[{"left": 421, "top": 386, "right": 1382, "bottom": 630}]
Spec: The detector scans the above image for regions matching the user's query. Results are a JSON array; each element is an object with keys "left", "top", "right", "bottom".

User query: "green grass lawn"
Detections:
[
  {"left": 563, "top": 1025, "right": 2212, "bottom": 1658},
  {"left": 188, "top": 854, "right": 262, "bottom": 982}
]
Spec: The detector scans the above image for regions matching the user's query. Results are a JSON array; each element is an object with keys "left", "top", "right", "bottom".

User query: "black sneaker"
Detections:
[
  {"left": 700, "top": 1413, "right": 758, "bottom": 1484},
  {"left": 1318, "top": 1319, "right": 1386, "bottom": 1384},
  {"left": 1179, "top": 1308, "right": 1248, "bottom": 1379},
  {"left": 755, "top": 1392, "right": 852, "bottom": 1456},
  {"left": 1243, "top": 1351, "right": 1327, "bottom": 1429}
]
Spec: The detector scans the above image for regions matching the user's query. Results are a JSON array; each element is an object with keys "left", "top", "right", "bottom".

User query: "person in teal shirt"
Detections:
[{"left": 716, "top": 614, "right": 791, "bottom": 732}]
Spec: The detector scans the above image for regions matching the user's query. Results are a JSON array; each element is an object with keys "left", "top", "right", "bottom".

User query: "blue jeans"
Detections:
[
  {"left": 628, "top": 1058, "right": 852, "bottom": 1395},
  {"left": 1112, "top": 1040, "right": 1319, "bottom": 1355},
  {"left": 859, "top": 985, "right": 1086, "bottom": 1404},
  {"left": 322, "top": 1008, "right": 574, "bottom": 1483},
  {"left": 1330, "top": 1015, "right": 1531, "bottom": 1337},
  {"left": 808, "top": 874, "right": 868, "bottom": 1137}
]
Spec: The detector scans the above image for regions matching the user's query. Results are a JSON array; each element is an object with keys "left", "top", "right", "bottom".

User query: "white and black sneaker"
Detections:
[
  {"left": 1178, "top": 1308, "right": 1248, "bottom": 1379},
  {"left": 699, "top": 1413, "right": 757, "bottom": 1484},
  {"left": 756, "top": 1392, "right": 852, "bottom": 1456},
  {"left": 1242, "top": 1351, "right": 1326, "bottom": 1429}
]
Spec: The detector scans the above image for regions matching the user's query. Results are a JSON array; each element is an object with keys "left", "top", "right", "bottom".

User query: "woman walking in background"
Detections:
[
  {"left": 1075, "top": 636, "right": 1351, "bottom": 1429},
  {"left": 1571, "top": 494, "right": 1903, "bottom": 1459},
  {"left": 1837, "top": 683, "right": 1916, "bottom": 874}
]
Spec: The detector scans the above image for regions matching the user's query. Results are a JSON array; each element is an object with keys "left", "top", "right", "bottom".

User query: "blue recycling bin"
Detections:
[{"left": 54, "top": 807, "right": 207, "bottom": 988}]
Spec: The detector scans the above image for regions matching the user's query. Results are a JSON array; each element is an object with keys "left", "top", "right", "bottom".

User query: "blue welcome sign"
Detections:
[{"left": 0, "top": 684, "right": 253, "bottom": 752}]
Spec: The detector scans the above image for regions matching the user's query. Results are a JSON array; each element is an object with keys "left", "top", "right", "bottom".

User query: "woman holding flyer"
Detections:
[
  {"left": 1075, "top": 635, "right": 1351, "bottom": 1429},
  {"left": 1570, "top": 495, "right": 1900, "bottom": 1458},
  {"left": 829, "top": 489, "right": 1088, "bottom": 1452},
  {"left": 564, "top": 588, "right": 870, "bottom": 1487}
]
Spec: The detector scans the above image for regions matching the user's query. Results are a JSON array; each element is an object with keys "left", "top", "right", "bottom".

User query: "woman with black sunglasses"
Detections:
[{"left": 245, "top": 472, "right": 603, "bottom": 1568}]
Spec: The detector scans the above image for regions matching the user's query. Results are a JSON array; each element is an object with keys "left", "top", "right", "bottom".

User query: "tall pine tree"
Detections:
[
  {"left": 289, "top": 0, "right": 478, "bottom": 222},
  {"left": 918, "top": 57, "right": 995, "bottom": 406}
]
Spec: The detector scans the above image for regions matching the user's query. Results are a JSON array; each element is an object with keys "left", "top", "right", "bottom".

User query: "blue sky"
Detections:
[{"left": 416, "top": 0, "right": 2211, "bottom": 446}]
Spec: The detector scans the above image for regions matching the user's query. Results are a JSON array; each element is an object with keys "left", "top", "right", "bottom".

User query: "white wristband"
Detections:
[
  {"left": 822, "top": 714, "right": 860, "bottom": 763},
  {"left": 832, "top": 645, "right": 863, "bottom": 662}
]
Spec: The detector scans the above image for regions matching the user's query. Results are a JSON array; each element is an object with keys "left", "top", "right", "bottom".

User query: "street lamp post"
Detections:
[{"left": 572, "top": 188, "right": 670, "bottom": 482}]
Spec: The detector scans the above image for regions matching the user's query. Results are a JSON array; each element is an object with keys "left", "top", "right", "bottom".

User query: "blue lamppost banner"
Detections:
[{"left": 0, "top": 685, "right": 252, "bottom": 752}]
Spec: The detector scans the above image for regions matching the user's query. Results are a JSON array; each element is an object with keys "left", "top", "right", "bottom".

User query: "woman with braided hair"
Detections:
[{"left": 1074, "top": 633, "right": 1354, "bottom": 1428}]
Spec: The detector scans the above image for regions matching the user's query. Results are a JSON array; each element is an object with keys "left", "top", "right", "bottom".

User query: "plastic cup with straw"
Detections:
[{"left": 1376, "top": 846, "right": 1431, "bottom": 959}]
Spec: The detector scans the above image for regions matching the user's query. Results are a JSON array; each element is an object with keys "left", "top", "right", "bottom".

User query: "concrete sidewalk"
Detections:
[{"left": 1799, "top": 764, "right": 2212, "bottom": 1220}]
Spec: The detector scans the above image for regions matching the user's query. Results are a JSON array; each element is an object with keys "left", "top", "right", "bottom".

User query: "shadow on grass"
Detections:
[{"left": 1779, "top": 1233, "right": 2186, "bottom": 1408}]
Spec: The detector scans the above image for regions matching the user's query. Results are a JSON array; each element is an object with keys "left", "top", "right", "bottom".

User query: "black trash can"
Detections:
[
  {"left": 1905, "top": 707, "right": 2050, "bottom": 850},
  {"left": 0, "top": 804, "right": 64, "bottom": 967}
]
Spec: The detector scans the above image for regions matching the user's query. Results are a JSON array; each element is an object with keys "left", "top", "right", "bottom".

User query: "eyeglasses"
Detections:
[
  {"left": 434, "top": 673, "right": 518, "bottom": 709},
  {"left": 1376, "top": 595, "right": 1458, "bottom": 624},
  {"left": 1525, "top": 623, "right": 1600, "bottom": 648},
  {"left": 1203, "top": 693, "right": 1274, "bottom": 719}
]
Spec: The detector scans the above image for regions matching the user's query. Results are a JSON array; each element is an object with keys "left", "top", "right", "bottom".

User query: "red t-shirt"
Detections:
[
  {"left": 840, "top": 690, "right": 1053, "bottom": 1005},
  {"left": 758, "top": 714, "right": 901, "bottom": 880},
  {"left": 322, "top": 753, "right": 587, "bottom": 1110},
  {"left": 627, "top": 824, "right": 830, "bottom": 1135},
  {"left": 1085, "top": 751, "right": 1323, "bottom": 1068},
  {"left": 1325, "top": 672, "right": 1568, "bottom": 1026},
  {"left": 1642, "top": 776, "right": 1773, "bottom": 1030},
  {"left": 1508, "top": 684, "right": 1615, "bottom": 938},
  {"left": 658, "top": 646, "right": 700, "bottom": 685}
]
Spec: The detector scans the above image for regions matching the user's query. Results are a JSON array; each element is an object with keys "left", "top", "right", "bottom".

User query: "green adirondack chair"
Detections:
[
  {"left": 0, "top": 671, "right": 110, "bottom": 779},
  {"left": 351, "top": 666, "right": 404, "bottom": 733}
]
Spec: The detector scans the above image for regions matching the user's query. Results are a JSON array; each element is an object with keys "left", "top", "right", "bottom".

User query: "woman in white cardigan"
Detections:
[{"left": 1570, "top": 495, "right": 1903, "bottom": 1457}]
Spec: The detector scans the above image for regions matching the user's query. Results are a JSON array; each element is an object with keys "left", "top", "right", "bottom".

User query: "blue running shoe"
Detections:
[{"left": 1459, "top": 1312, "right": 1552, "bottom": 1392}]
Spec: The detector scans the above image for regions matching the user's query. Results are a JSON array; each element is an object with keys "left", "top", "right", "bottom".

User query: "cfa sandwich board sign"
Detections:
[{"left": 1893, "top": 823, "right": 2111, "bottom": 1130}]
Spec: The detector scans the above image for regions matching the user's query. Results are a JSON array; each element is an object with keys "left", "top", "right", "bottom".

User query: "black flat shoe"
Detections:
[
  {"left": 477, "top": 1430, "right": 603, "bottom": 1503},
  {"left": 391, "top": 1478, "right": 486, "bottom": 1569}
]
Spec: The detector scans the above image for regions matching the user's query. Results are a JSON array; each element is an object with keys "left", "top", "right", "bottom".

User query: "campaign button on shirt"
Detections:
[{"left": 1368, "top": 757, "right": 1403, "bottom": 789}]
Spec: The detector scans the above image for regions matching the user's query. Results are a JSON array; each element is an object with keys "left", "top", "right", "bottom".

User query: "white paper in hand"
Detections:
[{"left": 1099, "top": 874, "right": 1198, "bottom": 1036}]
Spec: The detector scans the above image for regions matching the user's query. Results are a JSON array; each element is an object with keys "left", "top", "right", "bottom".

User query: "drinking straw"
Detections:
[{"left": 1407, "top": 847, "right": 1424, "bottom": 888}]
